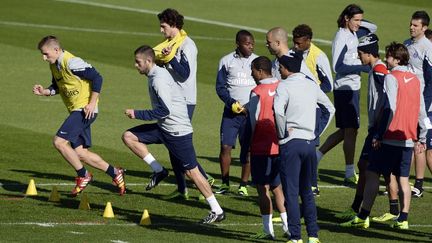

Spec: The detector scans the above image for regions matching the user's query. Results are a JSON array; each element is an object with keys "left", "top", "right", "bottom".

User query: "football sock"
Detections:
[
  {"left": 239, "top": 181, "right": 248, "bottom": 187},
  {"left": 414, "top": 178, "right": 423, "bottom": 188},
  {"left": 105, "top": 165, "right": 116, "bottom": 179},
  {"left": 280, "top": 212, "right": 288, "bottom": 233},
  {"left": 316, "top": 150, "right": 323, "bottom": 162},
  {"left": 206, "top": 194, "right": 223, "bottom": 214},
  {"left": 143, "top": 153, "right": 163, "bottom": 173},
  {"left": 398, "top": 212, "right": 408, "bottom": 222},
  {"left": 76, "top": 167, "right": 87, "bottom": 177},
  {"left": 389, "top": 199, "right": 399, "bottom": 216},
  {"left": 262, "top": 214, "right": 274, "bottom": 236},
  {"left": 351, "top": 195, "right": 363, "bottom": 213},
  {"left": 358, "top": 208, "right": 370, "bottom": 220},
  {"left": 345, "top": 164, "right": 355, "bottom": 178}
]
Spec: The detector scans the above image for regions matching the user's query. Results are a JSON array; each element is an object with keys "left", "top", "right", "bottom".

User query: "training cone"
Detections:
[
  {"left": 140, "top": 209, "right": 151, "bottom": 226},
  {"left": 25, "top": 179, "right": 38, "bottom": 196},
  {"left": 78, "top": 193, "right": 91, "bottom": 210},
  {"left": 103, "top": 202, "right": 115, "bottom": 218},
  {"left": 48, "top": 186, "right": 60, "bottom": 202}
]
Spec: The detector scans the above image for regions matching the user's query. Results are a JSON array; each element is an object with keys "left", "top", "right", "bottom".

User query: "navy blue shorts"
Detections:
[
  {"left": 426, "top": 113, "right": 432, "bottom": 150},
  {"left": 128, "top": 123, "right": 199, "bottom": 171},
  {"left": 359, "top": 132, "right": 374, "bottom": 161},
  {"left": 368, "top": 143, "right": 413, "bottom": 177},
  {"left": 220, "top": 107, "right": 248, "bottom": 163},
  {"left": 56, "top": 110, "right": 97, "bottom": 149},
  {"left": 251, "top": 155, "right": 281, "bottom": 187},
  {"left": 334, "top": 90, "right": 360, "bottom": 129}
]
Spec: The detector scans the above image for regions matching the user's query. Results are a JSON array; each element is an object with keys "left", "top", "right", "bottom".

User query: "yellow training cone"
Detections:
[
  {"left": 48, "top": 186, "right": 60, "bottom": 202},
  {"left": 140, "top": 209, "right": 151, "bottom": 225},
  {"left": 78, "top": 193, "right": 90, "bottom": 210},
  {"left": 103, "top": 202, "right": 115, "bottom": 218},
  {"left": 25, "top": 179, "right": 37, "bottom": 196}
]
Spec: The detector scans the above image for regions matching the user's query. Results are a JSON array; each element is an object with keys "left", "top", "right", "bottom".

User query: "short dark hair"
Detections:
[
  {"left": 157, "top": 8, "right": 184, "bottom": 29},
  {"left": 236, "top": 29, "right": 253, "bottom": 42},
  {"left": 38, "top": 35, "right": 60, "bottom": 50},
  {"left": 134, "top": 45, "right": 155, "bottom": 60},
  {"left": 385, "top": 42, "right": 409, "bottom": 66},
  {"left": 337, "top": 4, "right": 363, "bottom": 28},
  {"left": 412, "top": 10, "right": 430, "bottom": 26},
  {"left": 292, "top": 24, "right": 313, "bottom": 40},
  {"left": 278, "top": 51, "right": 302, "bottom": 73},
  {"left": 425, "top": 28, "right": 432, "bottom": 39},
  {"left": 251, "top": 56, "right": 272, "bottom": 74}
]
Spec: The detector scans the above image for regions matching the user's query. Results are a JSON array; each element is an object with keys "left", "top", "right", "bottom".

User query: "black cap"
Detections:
[
  {"left": 278, "top": 51, "right": 302, "bottom": 73},
  {"left": 358, "top": 33, "right": 379, "bottom": 56}
]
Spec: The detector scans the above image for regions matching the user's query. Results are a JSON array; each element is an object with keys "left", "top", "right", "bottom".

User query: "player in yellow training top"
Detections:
[{"left": 32, "top": 35, "right": 126, "bottom": 197}]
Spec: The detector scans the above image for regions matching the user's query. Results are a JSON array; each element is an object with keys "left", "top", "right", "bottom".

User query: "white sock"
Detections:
[
  {"left": 316, "top": 150, "right": 323, "bottom": 162},
  {"left": 143, "top": 153, "right": 163, "bottom": 173},
  {"left": 280, "top": 212, "right": 289, "bottom": 233},
  {"left": 345, "top": 164, "right": 355, "bottom": 178},
  {"left": 262, "top": 214, "right": 274, "bottom": 236},
  {"left": 206, "top": 194, "right": 223, "bottom": 215}
]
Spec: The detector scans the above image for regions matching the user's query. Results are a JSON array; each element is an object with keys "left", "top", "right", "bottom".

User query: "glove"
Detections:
[{"left": 231, "top": 101, "right": 245, "bottom": 114}]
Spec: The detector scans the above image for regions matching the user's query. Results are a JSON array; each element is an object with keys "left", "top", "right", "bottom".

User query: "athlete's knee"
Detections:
[
  {"left": 122, "top": 131, "right": 137, "bottom": 145},
  {"left": 220, "top": 145, "right": 232, "bottom": 154},
  {"left": 74, "top": 147, "right": 89, "bottom": 161},
  {"left": 52, "top": 136, "right": 68, "bottom": 150}
]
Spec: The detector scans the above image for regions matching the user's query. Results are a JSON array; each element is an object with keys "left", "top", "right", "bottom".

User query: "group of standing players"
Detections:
[{"left": 32, "top": 3, "right": 432, "bottom": 243}]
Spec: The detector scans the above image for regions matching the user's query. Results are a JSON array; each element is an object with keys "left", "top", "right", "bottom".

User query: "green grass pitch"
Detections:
[{"left": 0, "top": 0, "right": 431, "bottom": 242}]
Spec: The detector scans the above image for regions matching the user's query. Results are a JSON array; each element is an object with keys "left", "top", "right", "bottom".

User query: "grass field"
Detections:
[{"left": 1, "top": 0, "right": 432, "bottom": 242}]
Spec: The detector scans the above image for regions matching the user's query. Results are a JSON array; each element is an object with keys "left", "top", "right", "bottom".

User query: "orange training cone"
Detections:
[
  {"left": 140, "top": 209, "right": 151, "bottom": 225},
  {"left": 103, "top": 202, "right": 115, "bottom": 218},
  {"left": 25, "top": 179, "right": 37, "bottom": 196}
]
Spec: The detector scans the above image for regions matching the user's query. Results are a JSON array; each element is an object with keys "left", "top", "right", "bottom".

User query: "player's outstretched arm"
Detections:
[{"left": 32, "top": 84, "right": 50, "bottom": 96}]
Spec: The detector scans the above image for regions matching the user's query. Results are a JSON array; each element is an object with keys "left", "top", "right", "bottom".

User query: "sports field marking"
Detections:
[
  {"left": 55, "top": 0, "right": 335, "bottom": 45},
  {"left": 0, "top": 20, "right": 233, "bottom": 42},
  {"left": 1, "top": 221, "right": 432, "bottom": 228},
  {"left": 1, "top": 182, "right": 431, "bottom": 189}
]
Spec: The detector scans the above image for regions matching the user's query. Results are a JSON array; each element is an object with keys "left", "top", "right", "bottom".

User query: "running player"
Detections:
[
  {"left": 32, "top": 36, "right": 126, "bottom": 197},
  {"left": 122, "top": 45, "right": 225, "bottom": 224}
]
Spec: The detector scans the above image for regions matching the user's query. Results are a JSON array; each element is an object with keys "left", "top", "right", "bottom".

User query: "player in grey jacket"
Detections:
[
  {"left": 122, "top": 46, "right": 225, "bottom": 224},
  {"left": 274, "top": 53, "right": 334, "bottom": 242}
]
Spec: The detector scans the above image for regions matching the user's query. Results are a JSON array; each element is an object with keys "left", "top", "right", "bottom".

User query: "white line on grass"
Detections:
[
  {"left": 0, "top": 21, "right": 233, "bottom": 42},
  {"left": 2, "top": 221, "right": 432, "bottom": 228},
  {"left": 1, "top": 182, "right": 431, "bottom": 189},
  {"left": 54, "top": 0, "right": 335, "bottom": 45}
]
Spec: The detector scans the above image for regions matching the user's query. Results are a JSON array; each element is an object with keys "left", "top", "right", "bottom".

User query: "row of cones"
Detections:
[{"left": 25, "top": 179, "right": 151, "bottom": 225}]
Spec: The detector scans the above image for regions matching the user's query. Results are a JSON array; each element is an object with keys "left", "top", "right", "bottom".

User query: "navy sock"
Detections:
[
  {"left": 105, "top": 165, "right": 116, "bottom": 179},
  {"left": 221, "top": 176, "right": 229, "bottom": 185},
  {"left": 351, "top": 195, "right": 363, "bottom": 213},
  {"left": 358, "top": 208, "right": 370, "bottom": 220},
  {"left": 389, "top": 199, "right": 399, "bottom": 215},
  {"left": 414, "top": 178, "right": 423, "bottom": 188},
  {"left": 398, "top": 212, "right": 408, "bottom": 222},
  {"left": 76, "top": 167, "right": 87, "bottom": 177},
  {"left": 239, "top": 181, "right": 248, "bottom": 187}
]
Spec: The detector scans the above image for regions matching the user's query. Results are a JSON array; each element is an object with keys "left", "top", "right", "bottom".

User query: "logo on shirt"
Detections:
[
  {"left": 268, "top": 90, "right": 276, "bottom": 96},
  {"left": 403, "top": 76, "right": 414, "bottom": 83}
]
